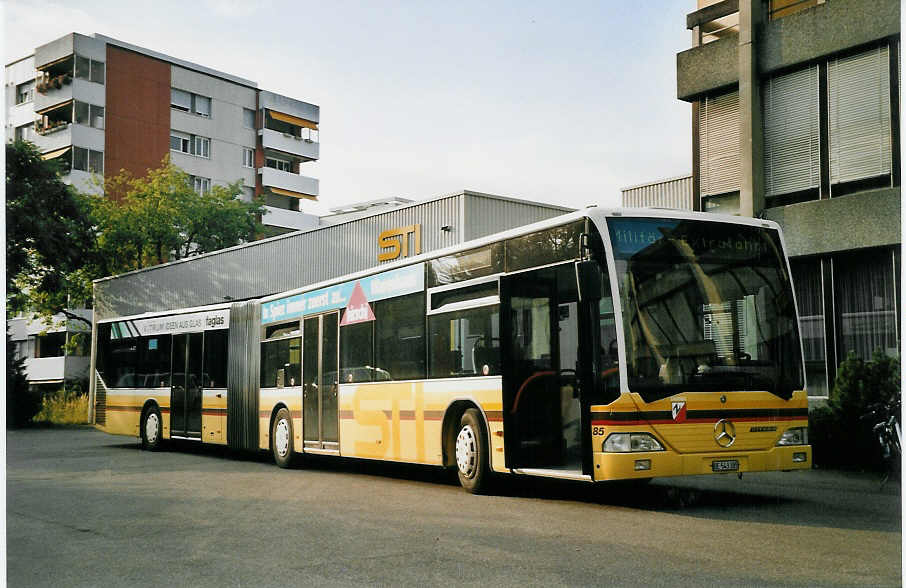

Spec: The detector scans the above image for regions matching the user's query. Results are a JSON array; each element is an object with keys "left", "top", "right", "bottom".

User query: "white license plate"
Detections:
[{"left": 712, "top": 459, "right": 739, "bottom": 472}]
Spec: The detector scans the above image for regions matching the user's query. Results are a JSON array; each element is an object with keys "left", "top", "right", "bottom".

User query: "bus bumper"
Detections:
[{"left": 592, "top": 445, "right": 812, "bottom": 481}]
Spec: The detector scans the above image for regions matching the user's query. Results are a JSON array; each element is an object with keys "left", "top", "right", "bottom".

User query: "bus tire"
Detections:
[
  {"left": 455, "top": 408, "right": 490, "bottom": 494},
  {"left": 140, "top": 405, "right": 163, "bottom": 451},
  {"left": 271, "top": 408, "right": 295, "bottom": 468}
]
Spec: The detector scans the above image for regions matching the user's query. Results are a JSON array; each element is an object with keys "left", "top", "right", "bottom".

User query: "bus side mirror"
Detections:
[{"left": 575, "top": 260, "right": 603, "bottom": 302}]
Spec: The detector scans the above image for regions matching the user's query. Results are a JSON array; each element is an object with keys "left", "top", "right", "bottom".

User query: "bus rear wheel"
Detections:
[
  {"left": 140, "top": 406, "right": 163, "bottom": 451},
  {"left": 455, "top": 408, "right": 490, "bottom": 494},
  {"left": 271, "top": 408, "right": 296, "bottom": 468}
]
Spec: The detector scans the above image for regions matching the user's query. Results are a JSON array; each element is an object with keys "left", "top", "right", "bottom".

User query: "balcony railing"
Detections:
[
  {"left": 260, "top": 167, "right": 319, "bottom": 198},
  {"left": 260, "top": 128, "right": 319, "bottom": 161},
  {"left": 261, "top": 205, "right": 319, "bottom": 231}
]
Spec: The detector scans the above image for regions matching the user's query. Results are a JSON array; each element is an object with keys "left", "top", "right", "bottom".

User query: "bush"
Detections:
[
  {"left": 810, "top": 350, "right": 900, "bottom": 470},
  {"left": 33, "top": 388, "right": 90, "bottom": 425}
]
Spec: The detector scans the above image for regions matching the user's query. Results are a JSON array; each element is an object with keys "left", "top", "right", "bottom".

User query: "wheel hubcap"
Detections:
[
  {"left": 275, "top": 418, "right": 290, "bottom": 457},
  {"left": 145, "top": 413, "right": 159, "bottom": 444},
  {"left": 456, "top": 425, "right": 477, "bottom": 477}
]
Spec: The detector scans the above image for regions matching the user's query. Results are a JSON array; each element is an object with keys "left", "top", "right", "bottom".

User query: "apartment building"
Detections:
[
  {"left": 8, "top": 311, "right": 92, "bottom": 394},
  {"left": 673, "top": 0, "right": 901, "bottom": 397},
  {"left": 5, "top": 33, "right": 320, "bottom": 233}
]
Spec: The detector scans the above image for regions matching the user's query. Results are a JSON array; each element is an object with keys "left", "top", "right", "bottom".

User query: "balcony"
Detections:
[
  {"left": 260, "top": 127, "right": 319, "bottom": 161},
  {"left": 677, "top": 0, "right": 898, "bottom": 101},
  {"left": 260, "top": 167, "right": 319, "bottom": 199},
  {"left": 24, "top": 357, "right": 66, "bottom": 384},
  {"left": 33, "top": 122, "right": 72, "bottom": 154},
  {"left": 261, "top": 206, "right": 319, "bottom": 232}
]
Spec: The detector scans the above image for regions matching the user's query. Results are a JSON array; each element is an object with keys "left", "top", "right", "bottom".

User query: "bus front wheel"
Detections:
[
  {"left": 455, "top": 408, "right": 490, "bottom": 494},
  {"left": 271, "top": 408, "right": 296, "bottom": 468},
  {"left": 140, "top": 406, "right": 163, "bottom": 451}
]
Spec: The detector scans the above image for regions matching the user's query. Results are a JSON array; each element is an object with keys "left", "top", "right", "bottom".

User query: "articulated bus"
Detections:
[{"left": 94, "top": 208, "right": 811, "bottom": 493}]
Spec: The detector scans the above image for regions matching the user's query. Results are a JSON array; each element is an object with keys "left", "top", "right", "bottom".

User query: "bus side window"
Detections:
[{"left": 598, "top": 287, "right": 620, "bottom": 403}]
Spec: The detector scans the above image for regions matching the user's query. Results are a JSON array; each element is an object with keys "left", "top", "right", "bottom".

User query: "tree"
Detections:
[
  {"left": 6, "top": 330, "right": 39, "bottom": 428},
  {"left": 6, "top": 140, "right": 96, "bottom": 323},
  {"left": 94, "top": 158, "right": 265, "bottom": 274}
]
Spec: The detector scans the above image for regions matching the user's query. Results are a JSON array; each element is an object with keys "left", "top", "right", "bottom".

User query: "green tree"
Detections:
[
  {"left": 6, "top": 330, "right": 39, "bottom": 427},
  {"left": 6, "top": 140, "right": 96, "bottom": 321},
  {"left": 94, "top": 158, "right": 265, "bottom": 274}
]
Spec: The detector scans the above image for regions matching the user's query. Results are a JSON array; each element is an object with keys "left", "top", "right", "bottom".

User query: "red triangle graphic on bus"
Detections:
[{"left": 339, "top": 281, "right": 375, "bottom": 325}]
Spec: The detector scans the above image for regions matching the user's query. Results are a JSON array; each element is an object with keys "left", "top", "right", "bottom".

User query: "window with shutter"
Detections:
[
  {"left": 828, "top": 46, "right": 891, "bottom": 186},
  {"left": 763, "top": 65, "right": 820, "bottom": 198},
  {"left": 699, "top": 90, "right": 740, "bottom": 197}
]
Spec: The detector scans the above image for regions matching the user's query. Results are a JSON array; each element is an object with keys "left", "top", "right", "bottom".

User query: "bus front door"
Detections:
[
  {"left": 303, "top": 312, "right": 340, "bottom": 451},
  {"left": 502, "top": 264, "right": 583, "bottom": 473},
  {"left": 170, "top": 332, "right": 203, "bottom": 439}
]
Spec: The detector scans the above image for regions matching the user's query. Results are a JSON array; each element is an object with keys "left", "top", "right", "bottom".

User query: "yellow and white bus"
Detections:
[{"left": 94, "top": 208, "right": 811, "bottom": 492}]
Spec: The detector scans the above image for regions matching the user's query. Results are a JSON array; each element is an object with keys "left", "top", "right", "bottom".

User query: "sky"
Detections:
[{"left": 3, "top": 1, "right": 694, "bottom": 214}]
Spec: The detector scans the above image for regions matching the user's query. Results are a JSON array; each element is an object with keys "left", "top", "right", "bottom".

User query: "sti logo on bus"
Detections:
[
  {"left": 672, "top": 401, "right": 687, "bottom": 423},
  {"left": 378, "top": 224, "right": 422, "bottom": 262}
]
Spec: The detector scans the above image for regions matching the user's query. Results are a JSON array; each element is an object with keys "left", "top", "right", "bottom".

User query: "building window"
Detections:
[
  {"left": 828, "top": 45, "right": 892, "bottom": 188},
  {"left": 265, "top": 157, "right": 291, "bottom": 172},
  {"left": 194, "top": 136, "right": 210, "bottom": 158},
  {"left": 243, "top": 147, "right": 255, "bottom": 168},
  {"left": 699, "top": 89, "right": 740, "bottom": 198},
  {"left": 170, "top": 130, "right": 210, "bottom": 158},
  {"left": 763, "top": 65, "right": 820, "bottom": 204},
  {"left": 74, "top": 101, "right": 104, "bottom": 129},
  {"left": 834, "top": 249, "right": 899, "bottom": 362},
  {"left": 72, "top": 146, "right": 103, "bottom": 173},
  {"left": 74, "top": 55, "right": 104, "bottom": 84},
  {"left": 170, "top": 88, "right": 192, "bottom": 112},
  {"left": 170, "top": 130, "right": 191, "bottom": 154},
  {"left": 790, "top": 259, "right": 827, "bottom": 397},
  {"left": 191, "top": 175, "right": 211, "bottom": 195},
  {"left": 15, "top": 80, "right": 34, "bottom": 104},
  {"left": 243, "top": 107, "right": 256, "bottom": 128},
  {"left": 171, "top": 88, "right": 212, "bottom": 117},
  {"left": 14, "top": 123, "right": 33, "bottom": 142}
]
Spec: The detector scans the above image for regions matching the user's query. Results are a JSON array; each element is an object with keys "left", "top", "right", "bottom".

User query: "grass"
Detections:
[{"left": 33, "top": 390, "right": 90, "bottom": 425}]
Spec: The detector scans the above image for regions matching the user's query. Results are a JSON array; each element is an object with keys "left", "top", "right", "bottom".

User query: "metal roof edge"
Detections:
[{"left": 620, "top": 173, "right": 694, "bottom": 192}]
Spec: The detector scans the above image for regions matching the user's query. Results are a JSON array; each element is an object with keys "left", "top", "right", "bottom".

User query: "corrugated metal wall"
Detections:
[
  {"left": 462, "top": 191, "right": 574, "bottom": 241},
  {"left": 621, "top": 175, "right": 694, "bottom": 210},
  {"left": 94, "top": 192, "right": 572, "bottom": 320}
]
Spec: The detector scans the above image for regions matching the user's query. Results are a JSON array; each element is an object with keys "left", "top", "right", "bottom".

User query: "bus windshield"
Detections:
[{"left": 607, "top": 217, "right": 803, "bottom": 402}]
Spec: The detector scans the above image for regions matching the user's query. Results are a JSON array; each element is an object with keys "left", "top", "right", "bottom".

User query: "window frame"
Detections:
[
  {"left": 15, "top": 80, "right": 34, "bottom": 105},
  {"left": 243, "top": 147, "right": 255, "bottom": 168}
]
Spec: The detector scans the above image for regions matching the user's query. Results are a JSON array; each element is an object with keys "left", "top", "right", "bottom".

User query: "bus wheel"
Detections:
[
  {"left": 141, "top": 406, "right": 163, "bottom": 451},
  {"left": 271, "top": 408, "right": 295, "bottom": 468},
  {"left": 455, "top": 409, "right": 490, "bottom": 494}
]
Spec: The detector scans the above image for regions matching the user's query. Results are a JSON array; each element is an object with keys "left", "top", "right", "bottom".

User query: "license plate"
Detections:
[{"left": 712, "top": 459, "right": 739, "bottom": 472}]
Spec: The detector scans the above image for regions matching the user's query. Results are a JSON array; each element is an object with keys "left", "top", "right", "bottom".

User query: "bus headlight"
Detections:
[
  {"left": 776, "top": 427, "right": 808, "bottom": 446},
  {"left": 602, "top": 433, "right": 665, "bottom": 453}
]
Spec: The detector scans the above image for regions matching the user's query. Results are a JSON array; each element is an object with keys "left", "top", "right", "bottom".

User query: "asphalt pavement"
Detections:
[{"left": 6, "top": 427, "right": 902, "bottom": 587}]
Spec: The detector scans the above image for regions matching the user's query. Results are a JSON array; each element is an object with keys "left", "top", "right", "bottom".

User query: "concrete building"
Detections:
[
  {"left": 5, "top": 32, "right": 320, "bottom": 233},
  {"left": 672, "top": 0, "right": 900, "bottom": 396},
  {"left": 8, "top": 311, "right": 92, "bottom": 393}
]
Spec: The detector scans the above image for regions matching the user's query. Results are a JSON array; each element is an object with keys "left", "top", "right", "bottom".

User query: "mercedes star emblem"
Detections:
[{"left": 713, "top": 419, "right": 736, "bottom": 448}]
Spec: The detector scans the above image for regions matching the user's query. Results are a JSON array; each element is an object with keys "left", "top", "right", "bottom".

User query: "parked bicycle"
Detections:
[{"left": 862, "top": 396, "right": 901, "bottom": 489}]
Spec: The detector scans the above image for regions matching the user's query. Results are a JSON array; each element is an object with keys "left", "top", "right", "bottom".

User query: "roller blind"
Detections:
[
  {"left": 699, "top": 90, "right": 740, "bottom": 197},
  {"left": 828, "top": 45, "right": 891, "bottom": 185},
  {"left": 763, "top": 65, "right": 820, "bottom": 196}
]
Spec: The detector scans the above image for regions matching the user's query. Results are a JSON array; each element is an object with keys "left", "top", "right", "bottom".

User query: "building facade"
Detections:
[
  {"left": 676, "top": 0, "right": 900, "bottom": 396},
  {"left": 5, "top": 33, "right": 320, "bottom": 233},
  {"left": 8, "top": 311, "right": 92, "bottom": 393}
]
